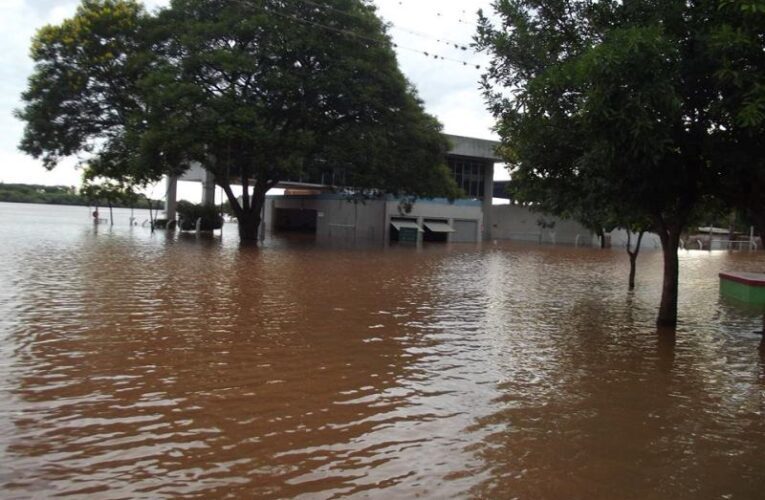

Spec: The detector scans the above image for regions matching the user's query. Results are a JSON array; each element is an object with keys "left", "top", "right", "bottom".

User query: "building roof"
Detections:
[{"left": 443, "top": 134, "right": 502, "bottom": 162}]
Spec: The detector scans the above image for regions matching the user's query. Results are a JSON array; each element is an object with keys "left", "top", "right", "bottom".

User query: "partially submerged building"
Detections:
[
  {"left": 172, "top": 133, "right": 601, "bottom": 246},
  {"left": 175, "top": 134, "right": 503, "bottom": 244}
]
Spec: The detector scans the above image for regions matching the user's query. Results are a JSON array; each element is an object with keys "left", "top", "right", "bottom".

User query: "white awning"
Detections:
[
  {"left": 424, "top": 221, "right": 456, "bottom": 233},
  {"left": 391, "top": 220, "right": 423, "bottom": 232}
]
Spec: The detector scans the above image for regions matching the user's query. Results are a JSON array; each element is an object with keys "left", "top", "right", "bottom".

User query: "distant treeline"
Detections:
[{"left": 0, "top": 183, "right": 161, "bottom": 209}]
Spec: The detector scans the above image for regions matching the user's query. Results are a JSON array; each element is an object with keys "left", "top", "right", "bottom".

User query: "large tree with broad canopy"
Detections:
[
  {"left": 477, "top": 0, "right": 764, "bottom": 327},
  {"left": 18, "top": 0, "right": 460, "bottom": 241}
]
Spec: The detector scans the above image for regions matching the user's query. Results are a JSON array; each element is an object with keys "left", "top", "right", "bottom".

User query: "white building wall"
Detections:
[
  {"left": 266, "top": 197, "right": 386, "bottom": 243},
  {"left": 386, "top": 200, "right": 483, "bottom": 243},
  {"left": 490, "top": 204, "right": 594, "bottom": 246},
  {"left": 608, "top": 229, "right": 663, "bottom": 250},
  {"left": 264, "top": 196, "right": 485, "bottom": 244}
]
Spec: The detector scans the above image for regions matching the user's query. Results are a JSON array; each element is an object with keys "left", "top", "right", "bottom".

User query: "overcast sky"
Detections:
[{"left": 0, "top": 0, "right": 501, "bottom": 199}]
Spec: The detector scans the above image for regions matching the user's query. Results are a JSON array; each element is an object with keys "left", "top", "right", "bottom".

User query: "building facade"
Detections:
[
  {"left": 262, "top": 134, "right": 499, "bottom": 244},
  {"left": 176, "top": 134, "right": 500, "bottom": 244}
]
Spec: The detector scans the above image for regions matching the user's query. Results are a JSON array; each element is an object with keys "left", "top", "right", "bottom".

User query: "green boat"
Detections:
[{"left": 719, "top": 272, "right": 765, "bottom": 333}]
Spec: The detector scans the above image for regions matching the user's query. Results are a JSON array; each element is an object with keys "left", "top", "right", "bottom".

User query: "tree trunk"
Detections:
[
  {"left": 238, "top": 211, "right": 261, "bottom": 241},
  {"left": 756, "top": 214, "right": 765, "bottom": 251},
  {"left": 597, "top": 228, "right": 606, "bottom": 249},
  {"left": 628, "top": 253, "right": 638, "bottom": 290},
  {"left": 237, "top": 188, "right": 265, "bottom": 243},
  {"left": 108, "top": 202, "right": 113, "bottom": 226},
  {"left": 657, "top": 226, "right": 681, "bottom": 328},
  {"left": 627, "top": 230, "right": 644, "bottom": 291}
]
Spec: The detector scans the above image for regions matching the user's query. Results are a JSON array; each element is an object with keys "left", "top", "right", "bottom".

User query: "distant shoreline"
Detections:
[
  {"left": 0, "top": 183, "right": 161, "bottom": 210},
  {"left": 0, "top": 199, "right": 146, "bottom": 209}
]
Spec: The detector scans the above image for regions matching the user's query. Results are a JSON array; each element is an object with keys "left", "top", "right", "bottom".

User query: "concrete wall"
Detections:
[
  {"left": 608, "top": 229, "right": 663, "bottom": 250},
  {"left": 385, "top": 199, "right": 483, "bottom": 243},
  {"left": 266, "top": 196, "right": 387, "bottom": 244},
  {"left": 490, "top": 204, "right": 594, "bottom": 246},
  {"left": 444, "top": 134, "right": 502, "bottom": 161},
  {"left": 265, "top": 195, "right": 485, "bottom": 244}
]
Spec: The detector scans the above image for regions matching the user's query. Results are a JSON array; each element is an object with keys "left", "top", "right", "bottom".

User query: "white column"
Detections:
[
  {"left": 202, "top": 170, "right": 215, "bottom": 207},
  {"left": 383, "top": 203, "right": 391, "bottom": 245},
  {"left": 164, "top": 175, "right": 178, "bottom": 221},
  {"left": 482, "top": 162, "right": 494, "bottom": 241}
]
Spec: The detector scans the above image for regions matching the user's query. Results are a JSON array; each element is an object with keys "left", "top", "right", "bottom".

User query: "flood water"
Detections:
[{"left": 1, "top": 202, "right": 764, "bottom": 499}]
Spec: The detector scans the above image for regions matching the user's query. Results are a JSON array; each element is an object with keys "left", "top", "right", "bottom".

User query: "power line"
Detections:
[
  {"left": 391, "top": 0, "right": 479, "bottom": 27},
  {"left": 287, "top": 0, "right": 474, "bottom": 51},
  {"left": 229, "top": 0, "right": 482, "bottom": 69}
]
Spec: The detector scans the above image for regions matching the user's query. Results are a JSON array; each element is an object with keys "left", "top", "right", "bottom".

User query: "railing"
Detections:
[{"left": 711, "top": 239, "right": 758, "bottom": 251}]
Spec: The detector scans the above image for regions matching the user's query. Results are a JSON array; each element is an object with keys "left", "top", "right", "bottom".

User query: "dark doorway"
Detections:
[{"left": 274, "top": 208, "right": 317, "bottom": 233}]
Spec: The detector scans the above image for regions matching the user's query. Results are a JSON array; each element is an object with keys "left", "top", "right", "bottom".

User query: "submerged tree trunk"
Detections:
[
  {"left": 657, "top": 224, "right": 681, "bottom": 328},
  {"left": 147, "top": 198, "right": 156, "bottom": 233},
  {"left": 237, "top": 209, "right": 262, "bottom": 242},
  {"left": 597, "top": 228, "right": 606, "bottom": 249},
  {"left": 626, "top": 230, "right": 645, "bottom": 290},
  {"left": 756, "top": 214, "right": 765, "bottom": 251},
  {"left": 219, "top": 175, "right": 267, "bottom": 244}
]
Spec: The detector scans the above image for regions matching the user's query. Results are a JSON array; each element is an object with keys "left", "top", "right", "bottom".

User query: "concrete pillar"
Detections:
[
  {"left": 202, "top": 170, "right": 215, "bottom": 207},
  {"left": 164, "top": 175, "right": 178, "bottom": 221},
  {"left": 383, "top": 203, "right": 391, "bottom": 245},
  {"left": 447, "top": 218, "right": 454, "bottom": 243},
  {"left": 259, "top": 198, "right": 267, "bottom": 241},
  {"left": 416, "top": 216, "right": 424, "bottom": 244},
  {"left": 482, "top": 163, "right": 494, "bottom": 241}
]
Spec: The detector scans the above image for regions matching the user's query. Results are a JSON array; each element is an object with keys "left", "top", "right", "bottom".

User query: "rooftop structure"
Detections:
[{"left": 173, "top": 134, "right": 501, "bottom": 244}]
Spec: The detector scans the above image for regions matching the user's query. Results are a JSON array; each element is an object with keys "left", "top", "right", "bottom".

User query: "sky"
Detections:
[{"left": 0, "top": 0, "right": 503, "bottom": 201}]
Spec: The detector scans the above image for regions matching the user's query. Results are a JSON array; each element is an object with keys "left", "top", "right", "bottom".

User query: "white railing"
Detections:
[{"left": 711, "top": 239, "right": 758, "bottom": 251}]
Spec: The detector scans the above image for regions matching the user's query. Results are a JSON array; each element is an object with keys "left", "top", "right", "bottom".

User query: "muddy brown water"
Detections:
[{"left": 1, "top": 202, "right": 764, "bottom": 499}]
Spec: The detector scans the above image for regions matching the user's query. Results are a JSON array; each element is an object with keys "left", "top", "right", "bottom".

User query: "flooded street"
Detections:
[{"left": 0, "top": 202, "right": 764, "bottom": 498}]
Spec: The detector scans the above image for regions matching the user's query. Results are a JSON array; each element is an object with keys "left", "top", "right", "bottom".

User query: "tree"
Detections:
[
  {"left": 80, "top": 168, "right": 139, "bottom": 225},
  {"left": 18, "top": 0, "right": 459, "bottom": 242},
  {"left": 710, "top": 0, "right": 765, "bottom": 247},
  {"left": 477, "top": 0, "right": 764, "bottom": 327},
  {"left": 17, "top": 0, "right": 153, "bottom": 179}
]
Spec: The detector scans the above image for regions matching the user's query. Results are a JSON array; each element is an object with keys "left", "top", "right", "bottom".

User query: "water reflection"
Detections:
[{"left": 0, "top": 203, "right": 764, "bottom": 498}]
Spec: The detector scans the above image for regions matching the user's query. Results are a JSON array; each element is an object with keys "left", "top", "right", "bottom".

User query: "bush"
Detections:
[{"left": 177, "top": 201, "right": 223, "bottom": 231}]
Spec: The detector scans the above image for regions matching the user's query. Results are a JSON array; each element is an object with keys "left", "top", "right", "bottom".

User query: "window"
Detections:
[{"left": 447, "top": 157, "right": 487, "bottom": 198}]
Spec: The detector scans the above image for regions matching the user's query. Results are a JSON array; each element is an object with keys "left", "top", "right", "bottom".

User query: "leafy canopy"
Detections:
[
  {"left": 477, "top": 0, "right": 764, "bottom": 234},
  {"left": 477, "top": 0, "right": 764, "bottom": 325},
  {"left": 18, "top": 0, "right": 460, "bottom": 239}
]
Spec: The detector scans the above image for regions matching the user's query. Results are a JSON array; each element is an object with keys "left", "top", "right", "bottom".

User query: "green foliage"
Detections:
[
  {"left": 80, "top": 166, "right": 140, "bottom": 207},
  {"left": 478, "top": 0, "right": 763, "bottom": 234},
  {"left": 477, "top": 0, "right": 765, "bottom": 324},
  {"left": 0, "top": 183, "right": 80, "bottom": 205},
  {"left": 0, "top": 182, "right": 158, "bottom": 208},
  {"left": 176, "top": 200, "right": 223, "bottom": 231},
  {"left": 17, "top": 0, "right": 153, "bottom": 182},
  {"left": 17, "top": 0, "right": 459, "bottom": 240}
]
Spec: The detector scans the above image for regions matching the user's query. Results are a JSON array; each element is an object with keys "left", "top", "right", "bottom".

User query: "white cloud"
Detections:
[{"left": 2, "top": 0, "right": 498, "bottom": 189}]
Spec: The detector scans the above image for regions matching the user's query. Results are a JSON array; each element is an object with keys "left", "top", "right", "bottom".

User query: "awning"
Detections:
[
  {"left": 424, "top": 221, "right": 455, "bottom": 233},
  {"left": 390, "top": 220, "right": 423, "bottom": 232}
]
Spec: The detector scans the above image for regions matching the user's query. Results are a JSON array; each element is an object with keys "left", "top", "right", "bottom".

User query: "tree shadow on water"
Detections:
[{"left": 656, "top": 326, "right": 676, "bottom": 374}]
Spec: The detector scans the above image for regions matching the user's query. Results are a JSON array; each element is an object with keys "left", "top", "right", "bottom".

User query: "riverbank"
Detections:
[{"left": 0, "top": 183, "right": 161, "bottom": 209}]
